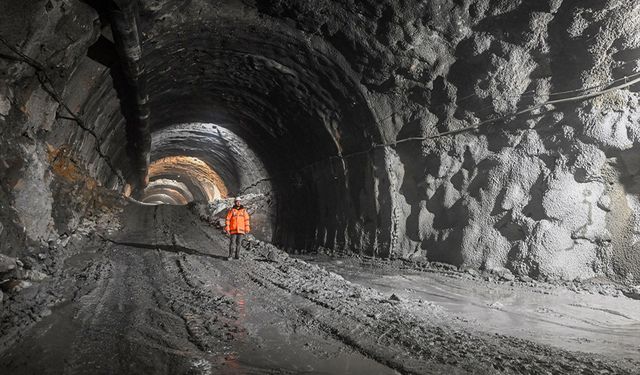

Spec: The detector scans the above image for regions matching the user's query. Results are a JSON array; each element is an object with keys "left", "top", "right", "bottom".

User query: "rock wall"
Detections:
[
  {"left": 0, "top": 0, "right": 124, "bottom": 258},
  {"left": 1, "top": 0, "right": 639, "bottom": 284},
  {"left": 388, "top": 0, "right": 640, "bottom": 283},
  {"left": 257, "top": 0, "right": 640, "bottom": 282}
]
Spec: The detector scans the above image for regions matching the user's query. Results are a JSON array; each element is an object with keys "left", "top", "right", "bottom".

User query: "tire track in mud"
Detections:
[
  {"left": 158, "top": 253, "right": 243, "bottom": 355},
  {"left": 6, "top": 203, "right": 636, "bottom": 375},
  {"left": 0, "top": 244, "right": 232, "bottom": 375},
  {"left": 165, "top": 249, "right": 402, "bottom": 374},
  {"left": 239, "top": 240, "right": 640, "bottom": 375},
  {"left": 110, "top": 200, "right": 640, "bottom": 374},
  {"left": 97, "top": 228, "right": 640, "bottom": 375},
  {"left": 244, "top": 257, "right": 462, "bottom": 375}
]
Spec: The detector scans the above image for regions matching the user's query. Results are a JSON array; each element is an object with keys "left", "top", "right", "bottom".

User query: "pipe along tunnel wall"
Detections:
[{"left": 1, "top": 0, "right": 640, "bottom": 284}]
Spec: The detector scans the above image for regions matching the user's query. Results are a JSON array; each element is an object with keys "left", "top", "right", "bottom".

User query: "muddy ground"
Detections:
[{"left": 0, "top": 203, "right": 639, "bottom": 374}]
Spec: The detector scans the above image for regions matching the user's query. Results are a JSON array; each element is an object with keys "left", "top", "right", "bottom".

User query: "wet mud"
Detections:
[
  {"left": 300, "top": 255, "right": 640, "bottom": 360},
  {"left": 1, "top": 204, "right": 639, "bottom": 374}
]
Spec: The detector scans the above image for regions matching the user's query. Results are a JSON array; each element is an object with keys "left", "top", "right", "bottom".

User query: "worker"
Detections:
[{"left": 225, "top": 198, "right": 251, "bottom": 260}]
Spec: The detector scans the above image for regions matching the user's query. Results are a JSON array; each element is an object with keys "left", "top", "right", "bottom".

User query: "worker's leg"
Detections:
[
  {"left": 235, "top": 234, "right": 243, "bottom": 259},
  {"left": 228, "top": 234, "right": 236, "bottom": 259}
]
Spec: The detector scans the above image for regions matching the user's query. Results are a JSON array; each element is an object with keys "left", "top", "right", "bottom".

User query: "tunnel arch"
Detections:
[
  {"left": 130, "top": 10, "right": 395, "bottom": 253},
  {"left": 2, "top": 0, "right": 397, "bottom": 256},
  {"left": 143, "top": 155, "right": 227, "bottom": 203},
  {"left": 143, "top": 178, "right": 195, "bottom": 203}
]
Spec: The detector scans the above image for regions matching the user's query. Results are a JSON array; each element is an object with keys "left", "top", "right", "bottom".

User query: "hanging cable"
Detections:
[{"left": 236, "top": 66, "right": 640, "bottom": 192}]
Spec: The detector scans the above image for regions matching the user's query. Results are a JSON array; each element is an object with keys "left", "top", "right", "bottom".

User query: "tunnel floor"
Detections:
[
  {"left": 299, "top": 255, "right": 640, "bottom": 360},
  {"left": 0, "top": 204, "right": 639, "bottom": 375}
]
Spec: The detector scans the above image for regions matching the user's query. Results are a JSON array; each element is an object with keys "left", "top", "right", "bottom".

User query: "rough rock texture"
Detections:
[
  {"left": 1, "top": 0, "right": 640, "bottom": 284},
  {"left": 251, "top": 0, "right": 640, "bottom": 282},
  {"left": 363, "top": 0, "right": 640, "bottom": 283},
  {"left": 0, "top": 0, "right": 111, "bottom": 258}
]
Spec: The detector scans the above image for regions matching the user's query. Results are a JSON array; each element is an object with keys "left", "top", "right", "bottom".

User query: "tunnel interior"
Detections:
[
  {"left": 13, "top": 0, "right": 394, "bottom": 252},
  {"left": 131, "top": 11, "right": 390, "bottom": 249},
  {"left": 138, "top": 12, "right": 389, "bottom": 251},
  {"left": 1, "top": 0, "right": 640, "bottom": 292},
  {"left": 2, "top": 0, "right": 640, "bottom": 373}
]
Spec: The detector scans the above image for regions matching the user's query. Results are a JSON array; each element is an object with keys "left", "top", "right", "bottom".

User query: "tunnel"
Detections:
[{"left": 1, "top": 0, "right": 640, "bottom": 373}]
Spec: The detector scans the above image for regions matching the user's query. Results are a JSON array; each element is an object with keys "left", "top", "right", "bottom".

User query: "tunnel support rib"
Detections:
[{"left": 109, "top": 0, "right": 150, "bottom": 193}]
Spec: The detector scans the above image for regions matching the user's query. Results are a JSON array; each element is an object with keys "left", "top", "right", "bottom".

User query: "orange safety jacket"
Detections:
[{"left": 225, "top": 206, "right": 251, "bottom": 234}]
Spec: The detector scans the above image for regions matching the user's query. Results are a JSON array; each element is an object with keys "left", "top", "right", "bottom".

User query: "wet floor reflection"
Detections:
[
  {"left": 210, "top": 284, "right": 398, "bottom": 375},
  {"left": 301, "top": 255, "right": 640, "bottom": 359},
  {"left": 220, "top": 288, "right": 246, "bottom": 375}
]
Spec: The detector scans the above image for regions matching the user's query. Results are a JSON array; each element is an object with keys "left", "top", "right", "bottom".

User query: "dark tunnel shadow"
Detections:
[{"left": 100, "top": 236, "right": 232, "bottom": 261}]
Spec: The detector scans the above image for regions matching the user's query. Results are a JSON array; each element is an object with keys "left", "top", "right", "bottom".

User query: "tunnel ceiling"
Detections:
[
  {"left": 143, "top": 155, "right": 226, "bottom": 203},
  {"left": 140, "top": 0, "right": 381, "bottom": 167}
]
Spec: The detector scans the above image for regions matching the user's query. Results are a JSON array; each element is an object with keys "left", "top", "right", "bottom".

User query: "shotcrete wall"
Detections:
[
  {"left": 255, "top": 0, "right": 640, "bottom": 282},
  {"left": 1, "top": 0, "right": 639, "bottom": 284}
]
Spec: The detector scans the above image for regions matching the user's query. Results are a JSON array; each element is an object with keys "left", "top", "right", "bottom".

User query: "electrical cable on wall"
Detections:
[{"left": 238, "top": 64, "right": 640, "bottom": 194}]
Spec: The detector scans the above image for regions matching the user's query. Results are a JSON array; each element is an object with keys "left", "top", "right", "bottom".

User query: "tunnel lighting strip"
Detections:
[{"left": 0, "top": 36, "right": 126, "bottom": 185}]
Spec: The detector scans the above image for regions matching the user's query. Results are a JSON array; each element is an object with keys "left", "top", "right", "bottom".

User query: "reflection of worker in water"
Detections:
[{"left": 225, "top": 198, "right": 251, "bottom": 260}]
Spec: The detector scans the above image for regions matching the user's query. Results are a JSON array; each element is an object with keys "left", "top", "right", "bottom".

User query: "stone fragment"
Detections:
[
  {"left": 0, "top": 254, "right": 17, "bottom": 273},
  {"left": 21, "top": 256, "right": 37, "bottom": 270},
  {"left": 432, "top": 262, "right": 457, "bottom": 271},
  {"left": 58, "top": 236, "right": 71, "bottom": 248},
  {"left": 623, "top": 286, "right": 640, "bottom": 300},
  {"left": 463, "top": 267, "right": 480, "bottom": 277},
  {"left": 389, "top": 293, "right": 402, "bottom": 302},
  {"left": 492, "top": 268, "right": 516, "bottom": 281},
  {"left": 0, "top": 88, "right": 11, "bottom": 117},
  {"left": 518, "top": 275, "right": 533, "bottom": 283},
  {"left": 367, "top": 312, "right": 381, "bottom": 320},
  {"left": 597, "top": 195, "right": 612, "bottom": 212},
  {"left": 1, "top": 279, "right": 32, "bottom": 293},
  {"left": 25, "top": 270, "right": 48, "bottom": 282},
  {"left": 266, "top": 249, "right": 277, "bottom": 262}
]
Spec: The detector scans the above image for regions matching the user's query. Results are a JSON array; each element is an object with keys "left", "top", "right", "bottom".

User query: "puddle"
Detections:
[
  {"left": 212, "top": 285, "right": 399, "bottom": 375},
  {"left": 300, "top": 255, "right": 640, "bottom": 360}
]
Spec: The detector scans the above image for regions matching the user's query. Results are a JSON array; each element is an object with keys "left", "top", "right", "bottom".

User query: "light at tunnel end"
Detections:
[{"left": 141, "top": 155, "right": 228, "bottom": 204}]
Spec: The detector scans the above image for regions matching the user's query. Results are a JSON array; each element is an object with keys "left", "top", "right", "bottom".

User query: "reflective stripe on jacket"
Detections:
[{"left": 225, "top": 207, "right": 250, "bottom": 234}]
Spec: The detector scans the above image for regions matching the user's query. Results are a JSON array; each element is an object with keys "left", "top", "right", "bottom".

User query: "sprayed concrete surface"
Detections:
[{"left": 1, "top": 203, "right": 639, "bottom": 374}]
